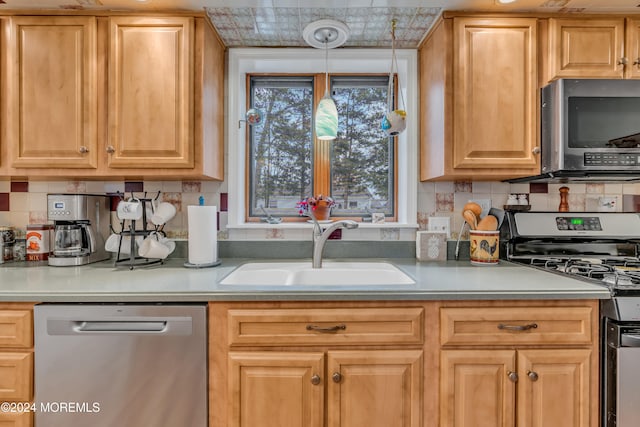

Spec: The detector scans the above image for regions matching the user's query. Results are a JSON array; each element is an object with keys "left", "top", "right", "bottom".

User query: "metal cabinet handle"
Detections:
[
  {"left": 306, "top": 324, "right": 346, "bottom": 333},
  {"left": 79, "top": 146, "right": 89, "bottom": 154},
  {"left": 532, "top": 146, "right": 541, "bottom": 155},
  {"left": 311, "top": 374, "right": 321, "bottom": 385},
  {"left": 498, "top": 323, "right": 538, "bottom": 331},
  {"left": 507, "top": 371, "right": 518, "bottom": 382},
  {"left": 618, "top": 57, "right": 628, "bottom": 66},
  {"left": 106, "top": 146, "right": 116, "bottom": 154},
  {"left": 332, "top": 372, "right": 342, "bottom": 383},
  {"left": 634, "top": 58, "right": 640, "bottom": 66},
  {"left": 527, "top": 371, "right": 539, "bottom": 381}
]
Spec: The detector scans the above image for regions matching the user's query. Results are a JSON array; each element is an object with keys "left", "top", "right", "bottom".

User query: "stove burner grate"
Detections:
[{"left": 526, "top": 257, "right": 640, "bottom": 291}]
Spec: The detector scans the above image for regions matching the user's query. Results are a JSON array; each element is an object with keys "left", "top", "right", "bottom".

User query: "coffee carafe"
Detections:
[{"left": 47, "top": 194, "right": 110, "bottom": 266}]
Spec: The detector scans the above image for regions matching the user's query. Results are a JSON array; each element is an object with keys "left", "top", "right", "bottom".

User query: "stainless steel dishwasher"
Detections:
[{"left": 34, "top": 303, "right": 207, "bottom": 427}]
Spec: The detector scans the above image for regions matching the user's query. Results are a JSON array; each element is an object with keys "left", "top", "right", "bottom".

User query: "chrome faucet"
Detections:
[{"left": 306, "top": 211, "right": 358, "bottom": 268}]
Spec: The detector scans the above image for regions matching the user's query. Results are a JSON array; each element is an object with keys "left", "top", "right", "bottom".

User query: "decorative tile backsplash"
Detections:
[{"left": 1, "top": 179, "right": 639, "bottom": 241}]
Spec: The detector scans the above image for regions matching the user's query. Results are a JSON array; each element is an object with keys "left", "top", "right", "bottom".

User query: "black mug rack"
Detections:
[{"left": 110, "top": 191, "right": 166, "bottom": 270}]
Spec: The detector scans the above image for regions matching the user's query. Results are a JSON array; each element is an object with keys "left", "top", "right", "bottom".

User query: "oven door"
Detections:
[{"left": 614, "top": 335, "right": 640, "bottom": 427}]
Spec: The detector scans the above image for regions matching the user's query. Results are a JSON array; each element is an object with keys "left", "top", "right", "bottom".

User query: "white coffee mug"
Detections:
[
  {"left": 117, "top": 199, "right": 143, "bottom": 221},
  {"left": 151, "top": 202, "right": 177, "bottom": 226},
  {"left": 105, "top": 234, "right": 143, "bottom": 255},
  {"left": 138, "top": 233, "right": 174, "bottom": 259}
]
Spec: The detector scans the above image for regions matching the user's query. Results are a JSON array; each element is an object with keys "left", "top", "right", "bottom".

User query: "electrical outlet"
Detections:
[
  {"left": 428, "top": 217, "right": 450, "bottom": 238},
  {"left": 470, "top": 199, "right": 491, "bottom": 217}
]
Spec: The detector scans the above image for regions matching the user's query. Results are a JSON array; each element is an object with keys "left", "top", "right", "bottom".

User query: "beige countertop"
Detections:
[{"left": 0, "top": 257, "right": 611, "bottom": 302}]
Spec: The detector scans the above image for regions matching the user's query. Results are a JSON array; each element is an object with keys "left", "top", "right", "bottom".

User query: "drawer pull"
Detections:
[
  {"left": 332, "top": 372, "right": 342, "bottom": 383},
  {"left": 507, "top": 371, "right": 518, "bottom": 382},
  {"left": 311, "top": 374, "right": 321, "bottom": 385},
  {"left": 306, "top": 324, "right": 346, "bottom": 333},
  {"left": 497, "top": 323, "right": 538, "bottom": 331},
  {"left": 527, "top": 371, "right": 539, "bottom": 381}
]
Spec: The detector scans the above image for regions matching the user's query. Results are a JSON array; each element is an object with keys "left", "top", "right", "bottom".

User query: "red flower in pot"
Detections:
[{"left": 296, "top": 195, "right": 335, "bottom": 221}]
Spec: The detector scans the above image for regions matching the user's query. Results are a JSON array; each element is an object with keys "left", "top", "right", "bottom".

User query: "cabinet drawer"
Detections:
[
  {"left": 0, "top": 311, "right": 33, "bottom": 348},
  {"left": 440, "top": 306, "right": 593, "bottom": 346},
  {"left": 228, "top": 308, "right": 424, "bottom": 346},
  {"left": 0, "top": 352, "right": 33, "bottom": 401}
]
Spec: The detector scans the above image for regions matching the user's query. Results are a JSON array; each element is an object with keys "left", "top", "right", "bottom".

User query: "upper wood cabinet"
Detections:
[
  {"left": 101, "top": 15, "right": 224, "bottom": 179},
  {"left": 1, "top": 13, "right": 225, "bottom": 180},
  {"left": 627, "top": 18, "right": 640, "bottom": 79},
  {"left": 107, "top": 16, "right": 194, "bottom": 170},
  {"left": 419, "top": 17, "right": 540, "bottom": 181},
  {"left": 5, "top": 16, "right": 98, "bottom": 169},
  {"left": 545, "top": 17, "right": 640, "bottom": 80}
]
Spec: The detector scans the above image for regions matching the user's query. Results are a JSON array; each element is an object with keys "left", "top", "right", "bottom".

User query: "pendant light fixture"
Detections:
[
  {"left": 303, "top": 20, "right": 350, "bottom": 141},
  {"left": 381, "top": 19, "right": 407, "bottom": 137}
]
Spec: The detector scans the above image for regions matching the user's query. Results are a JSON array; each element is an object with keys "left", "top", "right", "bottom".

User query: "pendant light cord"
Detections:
[
  {"left": 324, "top": 39, "right": 330, "bottom": 97},
  {"left": 387, "top": 20, "right": 406, "bottom": 111}
]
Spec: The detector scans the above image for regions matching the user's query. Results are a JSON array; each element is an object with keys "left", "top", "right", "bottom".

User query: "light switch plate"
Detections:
[
  {"left": 428, "top": 217, "right": 450, "bottom": 238},
  {"left": 470, "top": 199, "right": 491, "bottom": 217}
]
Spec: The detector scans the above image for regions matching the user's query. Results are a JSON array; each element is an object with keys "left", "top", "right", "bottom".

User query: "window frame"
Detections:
[
  {"left": 227, "top": 48, "right": 418, "bottom": 228},
  {"left": 245, "top": 72, "right": 398, "bottom": 222}
]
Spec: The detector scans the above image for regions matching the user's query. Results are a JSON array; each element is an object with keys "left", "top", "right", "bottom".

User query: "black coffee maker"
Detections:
[{"left": 47, "top": 194, "right": 110, "bottom": 266}]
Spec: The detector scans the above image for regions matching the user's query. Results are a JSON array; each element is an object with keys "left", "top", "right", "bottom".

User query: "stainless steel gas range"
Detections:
[{"left": 501, "top": 211, "right": 640, "bottom": 427}]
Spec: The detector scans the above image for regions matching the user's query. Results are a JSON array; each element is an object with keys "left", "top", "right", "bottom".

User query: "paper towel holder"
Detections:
[{"left": 184, "top": 260, "right": 221, "bottom": 268}]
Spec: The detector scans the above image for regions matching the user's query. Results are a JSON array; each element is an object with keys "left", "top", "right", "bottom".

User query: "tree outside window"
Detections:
[{"left": 247, "top": 74, "right": 396, "bottom": 221}]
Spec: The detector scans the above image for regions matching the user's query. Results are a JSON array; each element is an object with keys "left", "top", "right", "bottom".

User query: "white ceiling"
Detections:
[{"left": 2, "top": 0, "right": 640, "bottom": 47}]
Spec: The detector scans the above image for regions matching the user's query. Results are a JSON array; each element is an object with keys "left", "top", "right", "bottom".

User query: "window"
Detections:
[
  {"left": 247, "top": 74, "right": 396, "bottom": 221},
  {"left": 247, "top": 77, "right": 314, "bottom": 218},
  {"left": 227, "top": 48, "right": 418, "bottom": 229}
]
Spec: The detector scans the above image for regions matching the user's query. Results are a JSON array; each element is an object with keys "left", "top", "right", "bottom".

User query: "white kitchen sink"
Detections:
[{"left": 220, "top": 261, "right": 415, "bottom": 286}]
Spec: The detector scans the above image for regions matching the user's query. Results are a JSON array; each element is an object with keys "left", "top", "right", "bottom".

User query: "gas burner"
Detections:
[{"left": 526, "top": 256, "right": 640, "bottom": 290}]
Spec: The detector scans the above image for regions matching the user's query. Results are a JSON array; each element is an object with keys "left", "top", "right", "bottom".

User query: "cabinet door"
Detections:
[
  {"left": 228, "top": 352, "right": 324, "bottom": 427},
  {"left": 626, "top": 18, "right": 640, "bottom": 79},
  {"left": 0, "top": 410, "right": 32, "bottom": 427},
  {"left": 7, "top": 16, "right": 97, "bottom": 168},
  {"left": 440, "top": 350, "right": 516, "bottom": 427},
  {"left": 548, "top": 18, "right": 625, "bottom": 79},
  {"left": 453, "top": 18, "right": 539, "bottom": 171},
  {"left": 517, "top": 349, "right": 592, "bottom": 427},
  {"left": 108, "top": 17, "right": 194, "bottom": 169},
  {"left": 0, "top": 352, "right": 33, "bottom": 401},
  {"left": 327, "top": 350, "right": 423, "bottom": 427}
]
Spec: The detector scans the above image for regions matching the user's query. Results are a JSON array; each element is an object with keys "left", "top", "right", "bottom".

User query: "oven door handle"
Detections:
[{"left": 621, "top": 333, "right": 640, "bottom": 347}]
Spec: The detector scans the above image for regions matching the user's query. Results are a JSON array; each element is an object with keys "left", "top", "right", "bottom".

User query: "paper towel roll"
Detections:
[{"left": 188, "top": 205, "right": 218, "bottom": 265}]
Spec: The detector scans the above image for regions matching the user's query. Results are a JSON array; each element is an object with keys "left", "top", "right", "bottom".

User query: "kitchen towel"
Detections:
[{"left": 187, "top": 205, "right": 218, "bottom": 265}]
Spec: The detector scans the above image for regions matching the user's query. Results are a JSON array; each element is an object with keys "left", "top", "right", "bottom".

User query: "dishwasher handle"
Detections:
[
  {"left": 74, "top": 321, "right": 167, "bottom": 332},
  {"left": 45, "top": 316, "right": 193, "bottom": 336}
]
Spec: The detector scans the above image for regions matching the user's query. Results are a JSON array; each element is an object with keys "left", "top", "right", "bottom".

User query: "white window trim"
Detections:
[{"left": 227, "top": 47, "right": 418, "bottom": 228}]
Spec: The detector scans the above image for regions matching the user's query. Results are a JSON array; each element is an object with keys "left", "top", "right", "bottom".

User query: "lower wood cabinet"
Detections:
[
  {"left": 228, "top": 349, "right": 422, "bottom": 427},
  {"left": 438, "top": 300, "right": 599, "bottom": 427},
  {"left": 0, "top": 411, "right": 32, "bottom": 427},
  {"left": 441, "top": 348, "right": 591, "bottom": 427},
  {"left": 0, "top": 303, "right": 35, "bottom": 427},
  {"left": 210, "top": 299, "right": 599, "bottom": 427},
  {"left": 210, "top": 301, "right": 427, "bottom": 427}
]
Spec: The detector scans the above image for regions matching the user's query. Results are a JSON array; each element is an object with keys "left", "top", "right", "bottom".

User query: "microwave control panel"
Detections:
[{"left": 584, "top": 153, "right": 640, "bottom": 166}]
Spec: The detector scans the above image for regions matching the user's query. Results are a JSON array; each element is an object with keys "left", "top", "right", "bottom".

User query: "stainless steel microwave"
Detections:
[{"left": 514, "top": 79, "right": 640, "bottom": 182}]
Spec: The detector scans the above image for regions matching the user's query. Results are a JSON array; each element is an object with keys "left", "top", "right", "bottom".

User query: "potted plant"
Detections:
[{"left": 297, "top": 195, "right": 335, "bottom": 221}]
